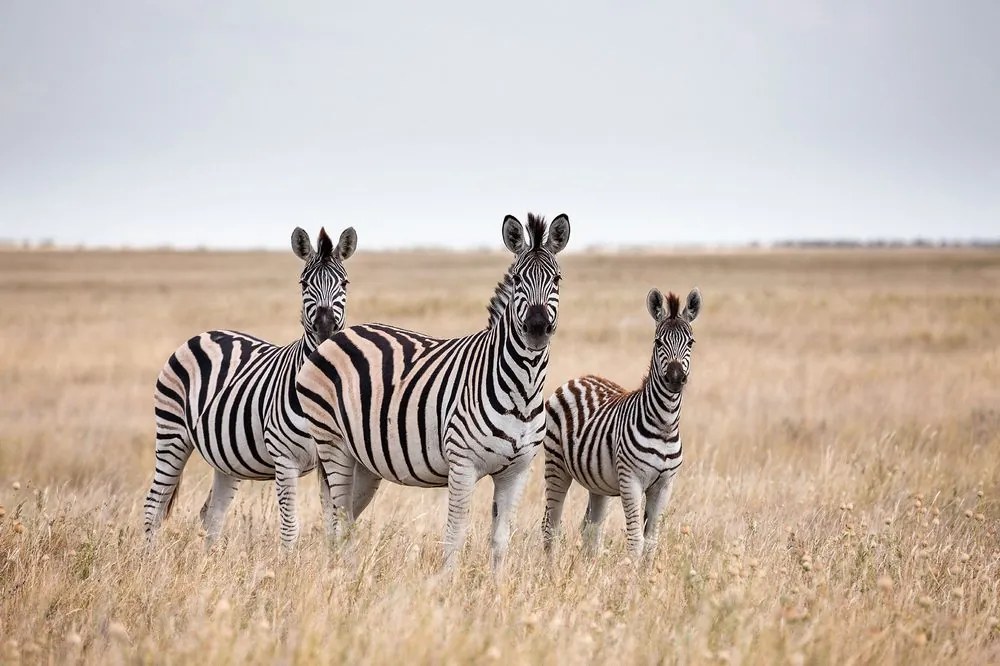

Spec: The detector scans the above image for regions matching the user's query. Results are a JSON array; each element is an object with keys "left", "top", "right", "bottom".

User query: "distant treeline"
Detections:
[{"left": 766, "top": 239, "right": 1000, "bottom": 249}]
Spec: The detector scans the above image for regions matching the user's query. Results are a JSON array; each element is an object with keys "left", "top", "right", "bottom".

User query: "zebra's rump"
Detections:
[
  {"left": 156, "top": 330, "right": 277, "bottom": 427},
  {"left": 155, "top": 330, "right": 312, "bottom": 479}
]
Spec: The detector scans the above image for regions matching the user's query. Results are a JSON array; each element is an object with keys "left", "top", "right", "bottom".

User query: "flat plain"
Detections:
[{"left": 1, "top": 246, "right": 999, "bottom": 664}]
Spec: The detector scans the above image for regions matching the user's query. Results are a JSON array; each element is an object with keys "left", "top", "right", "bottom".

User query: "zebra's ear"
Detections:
[
  {"left": 546, "top": 214, "right": 571, "bottom": 254},
  {"left": 682, "top": 288, "right": 702, "bottom": 323},
  {"left": 291, "top": 227, "right": 314, "bottom": 261},
  {"left": 502, "top": 215, "right": 526, "bottom": 254},
  {"left": 336, "top": 227, "right": 357, "bottom": 261},
  {"left": 646, "top": 288, "right": 666, "bottom": 322}
]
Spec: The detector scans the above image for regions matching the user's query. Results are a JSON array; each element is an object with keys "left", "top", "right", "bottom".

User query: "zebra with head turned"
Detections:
[
  {"left": 541, "top": 287, "right": 701, "bottom": 558},
  {"left": 143, "top": 226, "right": 357, "bottom": 549},
  {"left": 296, "top": 213, "right": 570, "bottom": 571}
]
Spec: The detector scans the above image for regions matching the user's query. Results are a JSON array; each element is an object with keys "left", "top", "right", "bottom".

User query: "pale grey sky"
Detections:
[{"left": 1, "top": 1, "right": 998, "bottom": 249}]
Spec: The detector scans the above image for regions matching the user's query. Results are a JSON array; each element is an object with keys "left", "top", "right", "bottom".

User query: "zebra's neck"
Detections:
[
  {"left": 636, "top": 367, "right": 683, "bottom": 437},
  {"left": 488, "top": 308, "right": 550, "bottom": 412},
  {"left": 298, "top": 331, "right": 319, "bottom": 362}
]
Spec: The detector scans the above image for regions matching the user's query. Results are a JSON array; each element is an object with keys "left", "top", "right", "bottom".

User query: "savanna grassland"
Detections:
[{"left": 1, "top": 246, "right": 999, "bottom": 665}]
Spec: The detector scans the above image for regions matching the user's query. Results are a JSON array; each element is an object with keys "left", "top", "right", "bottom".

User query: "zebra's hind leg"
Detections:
[
  {"left": 580, "top": 493, "right": 611, "bottom": 555},
  {"left": 143, "top": 428, "right": 195, "bottom": 544},
  {"left": 350, "top": 462, "right": 382, "bottom": 521},
  {"left": 274, "top": 458, "right": 302, "bottom": 550},
  {"left": 642, "top": 473, "right": 676, "bottom": 558},
  {"left": 201, "top": 471, "right": 241, "bottom": 549},
  {"left": 317, "top": 438, "right": 356, "bottom": 546},
  {"left": 489, "top": 460, "right": 532, "bottom": 575},
  {"left": 541, "top": 447, "right": 573, "bottom": 553}
]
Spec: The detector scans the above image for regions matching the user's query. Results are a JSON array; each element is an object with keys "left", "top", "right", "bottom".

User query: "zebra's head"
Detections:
[
  {"left": 499, "top": 213, "right": 571, "bottom": 351},
  {"left": 647, "top": 287, "right": 702, "bottom": 393},
  {"left": 291, "top": 226, "right": 357, "bottom": 345}
]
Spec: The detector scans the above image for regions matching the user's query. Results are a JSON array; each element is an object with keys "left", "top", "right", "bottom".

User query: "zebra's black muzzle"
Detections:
[
  {"left": 314, "top": 306, "right": 340, "bottom": 341},
  {"left": 522, "top": 305, "right": 554, "bottom": 350},
  {"left": 664, "top": 361, "right": 687, "bottom": 393}
]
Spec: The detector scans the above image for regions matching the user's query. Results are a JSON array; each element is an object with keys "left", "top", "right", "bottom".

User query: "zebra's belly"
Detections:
[
  {"left": 189, "top": 381, "right": 278, "bottom": 480},
  {"left": 564, "top": 434, "right": 621, "bottom": 496},
  {"left": 191, "top": 426, "right": 276, "bottom": 480},
  {"left": 347, "top": 429, "right": 450, "bottom": 488}
]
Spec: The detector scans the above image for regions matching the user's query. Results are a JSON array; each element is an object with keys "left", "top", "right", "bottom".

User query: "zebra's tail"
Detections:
[{"left": 164, "top": 473, "right": 183, "bottom": 520}]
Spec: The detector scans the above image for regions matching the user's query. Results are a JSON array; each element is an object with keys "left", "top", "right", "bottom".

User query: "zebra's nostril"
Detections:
[{"left": 545, "top": 324, "right": 554, "bottom": 335}]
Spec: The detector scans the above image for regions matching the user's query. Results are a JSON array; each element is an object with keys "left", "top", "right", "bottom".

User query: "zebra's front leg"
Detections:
[
  {"left": 642, "top": 473, "right": 676, "bottom": 557},
  {"left": 201, "top": 471, "right": 241, "bottom": 549},
  {"left": 274, "top": 459, "right": 302, "bottom": 550},
  {"left": 316, "top": 438, "right": 355, "bottom": 545},
  {"left": 490, "top": 460, "right": 532, "bottom": 574},
  {"left": 619, "top": 472, "right": 645, "bottom": 559},
  {"left": 442, "top": 462, "right": 478, "bottom": 571}
]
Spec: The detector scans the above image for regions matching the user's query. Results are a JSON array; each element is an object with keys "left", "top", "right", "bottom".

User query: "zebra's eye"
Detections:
[
  {"left": 511, "top": 274, "right": 523, "bottom": 286},
  {"left": 688, "top": 339, "right": 696, "bottom": 348},
  {"left": 553, "top": 273, "right": 562, "bottom": 286}
]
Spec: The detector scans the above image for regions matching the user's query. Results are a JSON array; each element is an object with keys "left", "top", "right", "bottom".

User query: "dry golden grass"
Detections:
[{"left": 1, "top": 247, "right": 999, "bottom": 664}]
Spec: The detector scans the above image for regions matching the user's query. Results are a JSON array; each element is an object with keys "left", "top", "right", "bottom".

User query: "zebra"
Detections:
[
  {"left": 541, "top": 287, "right": 701, "bottom": 558},
  {"left": 143, "top": 225, "right": 357, "bottom": 549},
  {"left": 295, "top": 213, "right": 570, "bottom": 571}
]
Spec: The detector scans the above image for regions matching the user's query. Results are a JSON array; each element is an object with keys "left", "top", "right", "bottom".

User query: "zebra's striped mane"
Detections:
[
  {"left": 486, "top": 271, "right": 514, "bottom": 329},
  {"left": 486, "top": 213, "right": 549, "bottom": 329},
  {"left": 526, "top": 213, "right": 547, "bottom": 251},
  {"left": 665, "top": 292, "right": 681, "bottom": 319}
]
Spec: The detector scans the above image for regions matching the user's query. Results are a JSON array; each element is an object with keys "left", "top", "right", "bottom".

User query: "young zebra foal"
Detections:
[
  {"left": 542, "top": 287, "right": 701, "bottom": 558},
  {"left": 143, "top": 226, "right": 357, "bottom": 549}
]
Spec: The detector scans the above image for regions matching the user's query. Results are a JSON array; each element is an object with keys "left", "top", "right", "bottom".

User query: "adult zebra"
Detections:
[
  {"left": 296, "top": 213, "right": 570, "bottom": 571},
  {"left": 143, "top": 226, "right": 357, "bottom": 549},
  {"left": 541, "top": 287, "right": 701, "bottom": 558}
]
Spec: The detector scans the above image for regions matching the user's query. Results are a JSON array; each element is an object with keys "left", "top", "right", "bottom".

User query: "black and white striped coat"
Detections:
[
  {"left": 542, "top": 287, "right": 701, "bottom": 557},
  {"left": 143, "top": 226, "right": 357, "bottom": 548},
  {"left": 296, "top": 213, "right": 570, "bottom": 571}
]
